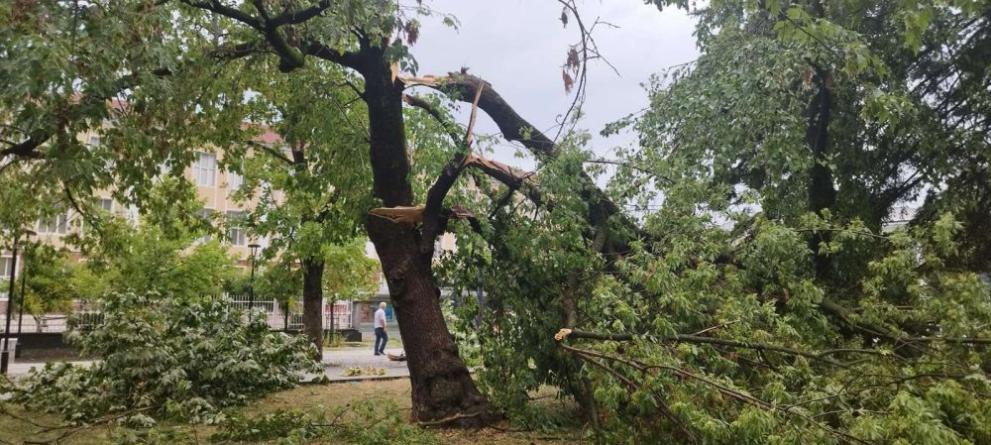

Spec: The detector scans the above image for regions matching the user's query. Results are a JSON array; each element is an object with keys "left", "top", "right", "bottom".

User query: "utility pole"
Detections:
[
  {"left": 247, "top": 243, "right": 260, "bottom": 312},
  {"left": 15, "top": 230, "right": 34, "bottom": 338},
  {"left": 2, "top": 231, "right": 24, "bottom": 374}
]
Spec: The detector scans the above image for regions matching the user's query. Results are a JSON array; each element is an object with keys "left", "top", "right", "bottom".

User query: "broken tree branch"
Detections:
[
  {"left": 421, "top": 153, "right": 470, "bottom": 254},
  {"left": 559, "top": 343, "right": 873, "bottom": 445},
  {"left": 463, "top": 81, "right": 485, "bottom": 149},
  {"left": 268, "top": 0, "right": 333, "bottom": 27},
  {"left": 403, "top": 72, "right": 647, "bottom": 255},
  {"left": 402, "top": 94, "right": 462, "bottom": 145}
]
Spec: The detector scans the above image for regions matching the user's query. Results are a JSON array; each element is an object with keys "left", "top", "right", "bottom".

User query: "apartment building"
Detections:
[
  {"left": 1, "top": 131, "right": 264, "bottom": 267},
  {"left": 1, "top": 128, "right": 458, "bottom": 339},
  {"left": 0, "top": 132, "right": 274, "bottom": 334}
]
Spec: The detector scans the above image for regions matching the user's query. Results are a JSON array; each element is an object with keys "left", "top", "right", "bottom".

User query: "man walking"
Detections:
[{"left": 373, "top": 302, "right": 388, "bottom": 356}]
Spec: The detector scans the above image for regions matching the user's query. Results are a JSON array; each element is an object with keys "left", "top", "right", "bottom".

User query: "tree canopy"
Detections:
[{"left": 1, "top": 0, "right": 989, "bottom": 441}]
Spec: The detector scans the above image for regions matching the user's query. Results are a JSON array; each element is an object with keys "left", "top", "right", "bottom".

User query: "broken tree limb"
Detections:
[
  {"left": 462, "top": 153, "right": 542, "bottom": 205},
  {"left": 421, "top": 153, "right": 471, "bottom": 253},
  {"left": 402, "top": 73, "right": 557, "bottom": 157},
  {"left": 555, "top": 329, "right": 847, "bottom": 366},
  {"left": 402, "top": 94, "right": 462, "bottom": 143},
  {"left": 403, "top": 93, "right": 545, "bottom": 210},
  {"left": 556, "top": 327, "right": 991, "bottom": 361},
  {"left": 463, "top": 82, "right": 485, "bottom": 149},
  {"left": 402, "top": 72, "right": 646, "bottom": 255},
  {"left": 418, "top": 149, "right": 542, "bottom": 255}
]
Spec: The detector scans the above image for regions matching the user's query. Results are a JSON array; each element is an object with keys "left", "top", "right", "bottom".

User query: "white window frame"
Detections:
[
  {"left": 226, "top": 211, "right": 247, "bottom": 246},
  {"left": 0, "top": 256, "right": 12, "bottom": 280},
  {"left": 37, "top": 210, "right": 70, "bottom": 234},
  {"left": 227, "top": 170, "right": 243, "bottom": 190},
  {"left": 98, "top": 198, "right": 114, "bottom": 213},
  {"left": 196, "top": 208, "right": 215, "bottom": 243},
  {"left": 193, "top": 152, "right": 217, "bottom": 186}
]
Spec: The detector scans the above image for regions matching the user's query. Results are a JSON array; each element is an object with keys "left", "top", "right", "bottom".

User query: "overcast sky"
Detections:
[{"left": 410, "top": 0, "right": 699, "bottom": 167}]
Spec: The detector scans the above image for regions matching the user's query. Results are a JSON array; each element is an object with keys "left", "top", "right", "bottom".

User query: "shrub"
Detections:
[{"left": 11, "top": 291, "right": 320, "bottom": 423}]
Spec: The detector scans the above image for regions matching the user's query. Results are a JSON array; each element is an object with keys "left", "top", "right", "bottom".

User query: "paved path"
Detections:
[
  {"left": 320, "top": 347, "right": 409, "bottom": 380},
  {"left": 5, "top": 347, "right": 409, "bottom": 382}
]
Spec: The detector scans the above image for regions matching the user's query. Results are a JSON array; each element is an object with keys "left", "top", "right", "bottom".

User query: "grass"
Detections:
[{"left": 0, "top": 379, "right": 586, "bottom": 444}]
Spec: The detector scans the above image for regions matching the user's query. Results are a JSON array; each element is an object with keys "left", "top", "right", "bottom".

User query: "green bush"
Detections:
[{"left": 11, "top": 291, "right": 320, "bottom": 423}]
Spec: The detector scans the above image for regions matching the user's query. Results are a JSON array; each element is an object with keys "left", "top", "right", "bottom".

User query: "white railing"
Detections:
[
  {"left": 323, "top": 300, "right": 352, "bottom": 330},
  {"left": 1, "top": 298, "right": 356, "bottom": 333},
  {"left": 0, "top": 314, "right": 71, "bottom": 334},
  {"left": 226, "top": 298, "right": 277, "bottom": 313},
  {"left": 287, "top": 313, "right": 304, "bottom": 330}
]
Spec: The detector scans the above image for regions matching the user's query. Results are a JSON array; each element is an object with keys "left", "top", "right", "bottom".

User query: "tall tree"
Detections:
[
  {"left": 1, "top": 0, "right": 594, "bottom": 423},
  {"left": 228, "top": 63, "right": 372, "bottom": 354}
]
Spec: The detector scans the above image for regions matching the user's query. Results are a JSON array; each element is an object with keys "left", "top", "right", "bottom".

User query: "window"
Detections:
[
  {"left": 196, "top": 208, "right": 215, "bottom": 243},
  {"left": 98, "top": 198, "right": 114, "bottom": 213},
  {"left": 37, "top": 210, "right": 70, "bottom": 234},
  {"left": 0, "top": 256, "right": 12, "bottom": 279},
  {"left": 193, "top": 152, "right": 217, "bottom": 186},
  {"left": 226, "top": 211, "right": 247, "bottom": 246},
  {"left": 228, "top": 170, "right": 243, "bottom": 190}
]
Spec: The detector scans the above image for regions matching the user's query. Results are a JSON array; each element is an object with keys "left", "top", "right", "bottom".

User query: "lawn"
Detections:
[{"left": 0, "top": 379, "right": 586, "bottom": 445}]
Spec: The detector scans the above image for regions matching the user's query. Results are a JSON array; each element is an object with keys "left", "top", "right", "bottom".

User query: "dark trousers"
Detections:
[{"left": 374, "top": 327, "right": 388, "bottom": 354}]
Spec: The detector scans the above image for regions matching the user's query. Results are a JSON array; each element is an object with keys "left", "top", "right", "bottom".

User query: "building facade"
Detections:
[{"left": 1, "top": 129, "right": 456, "bottom": 340}]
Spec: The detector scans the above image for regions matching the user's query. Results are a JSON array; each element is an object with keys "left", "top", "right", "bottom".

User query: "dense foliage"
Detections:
[
  {"left": 438, "top": 0, "right": 991, "bottom": 443},
  {"left": 6, "top": 292, "right": 319, "bottom": 424},
  {"left": 3, "top": 0, "right": 990, "bottom": 441}
]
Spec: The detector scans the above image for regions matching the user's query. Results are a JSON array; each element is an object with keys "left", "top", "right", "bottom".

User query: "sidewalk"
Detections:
[
  {"left": 5, "top": 347, "right": 409, "bottom": 382},
  {"left": 321, "top": 347, "right": 410, "bottom": 380}
]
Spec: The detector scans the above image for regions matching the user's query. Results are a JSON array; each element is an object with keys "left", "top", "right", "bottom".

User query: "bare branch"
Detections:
[
  {"left": 464, "top": 154, "right": 541, "bottom": 205},
  {"left": 245, "top": 140, "right": 293, "bottom": 165},
  {"left": 177, "top": 0, "right": 262, "bottom": 29},
  {"left": 299, "top": 40, "right": 365, "bottom": 71},
  {"left": 409, "top": 73, "right": 557, "bottom": 157},
  {"left": 421, "top": 153, "right": 470, "bottom": 254},
  {"left": 463, "top": 82, "right": 485, "bottom": 148},
  {"left": 555, "top": 328, "right": 848, "bottom": 367},
  {"left": 268, "top": 0, "right": 333, "bottom": 26}
]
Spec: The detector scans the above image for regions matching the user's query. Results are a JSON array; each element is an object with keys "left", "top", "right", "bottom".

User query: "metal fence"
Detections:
[
  {"left": 225, "top": 298, "right": 277, "bottom": 313},
  {"left": 1, "top": 296, "right": 355, "bottom": 333},
  {"left": 69, "top": 311, "right": 105, "bottom": 331},
  {"left": 287, "top": 313, "right": 305, "bottom": 330},
  {"left": 0, "top": 314, "right": 70, "bottom": 334}
]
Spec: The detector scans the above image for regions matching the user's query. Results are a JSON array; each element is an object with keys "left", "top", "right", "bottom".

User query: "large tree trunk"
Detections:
[
  {"left": 302, "top": 257, "right": 325, "bottom": 357},
  {"left": 360, "top": 46, "right": 491, "bottom": 424},
  {"left": 367, "top": 218, "right": 490, "bottom": 423},
  {"left": 806, "top": 68, "right": 836, "bottom": 280}
]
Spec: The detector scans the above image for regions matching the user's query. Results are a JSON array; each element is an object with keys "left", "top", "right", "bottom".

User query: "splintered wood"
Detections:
[{"left": 368, "top": 205, "right": 425, "bottom": 225}]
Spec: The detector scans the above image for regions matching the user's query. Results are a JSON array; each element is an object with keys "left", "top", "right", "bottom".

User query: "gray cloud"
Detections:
[{"left": 412, "top": 0, "right": 699, "bottom": 166}]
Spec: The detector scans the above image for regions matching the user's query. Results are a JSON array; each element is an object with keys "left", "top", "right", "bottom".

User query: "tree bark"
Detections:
[
  {"left": 806, "top": 68, "right": 836, "bottom": 280},
  {"left": 302, "top": 257, "right": 325, "bottom": 357},
  {"left": 360, "top": 46, "right": 491, "bottom": 425}
]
